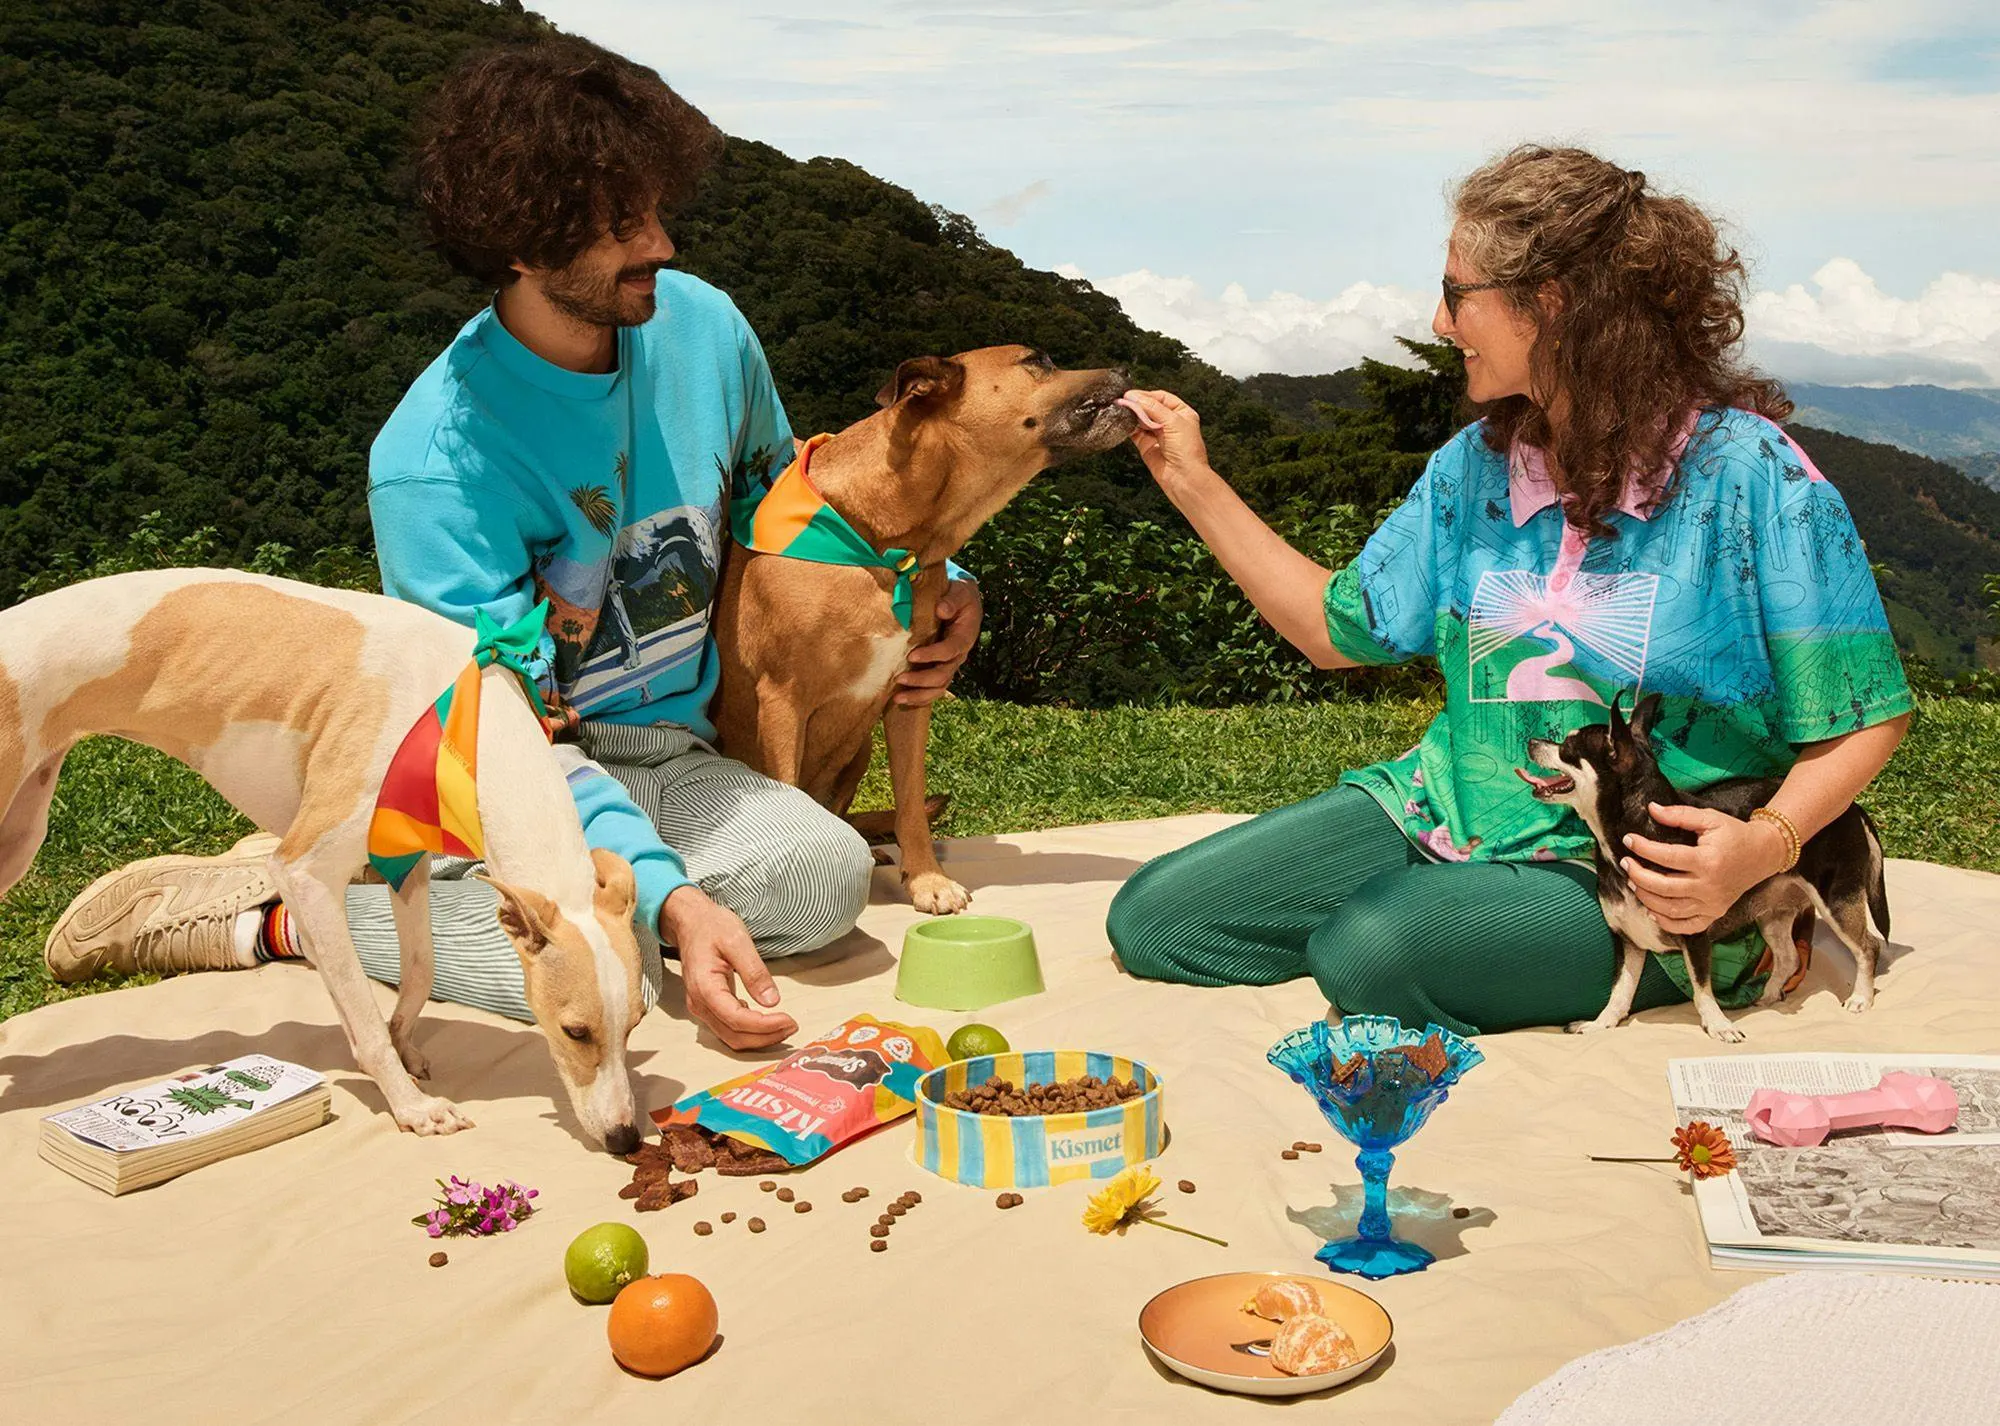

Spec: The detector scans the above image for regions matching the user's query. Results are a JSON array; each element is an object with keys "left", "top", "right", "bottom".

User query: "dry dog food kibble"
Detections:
[
  {"left": 428, "top": 1251, "right": 448, "bottom": 1268},
  {"left": 1178, "top": 1180, "right": 1197, "bottom": 1194},
  {"left": 775, "top": 1187, "right": 795, "bottom": 1203},
  {"left": 1281, "top": 1149, "right": 1300, "bottom": 1161},
  {"left": 850, "top": 1187, "right": 870, "bottom": 1200},
  {"left": 794, "top": 1201, "right": 812, "bottom": 1214},
  {"left": 877, "top": 1213, "right": 895, "bottom": 1226},
  {"left": 887, "top": 1203, "right": 907, "bottom": 1218},
  {"left": 904, "top": 1191, "right": 921, "bottom": 1204},
  {"left": 721, "top": 1212, "right": 737, "bottom": 1224},
  {"left": 995, "top": 1192, "right": 1023, "bottom": 1209},
  {"left": 760, "top": 1181, "right": 777, "bottom": 1193},
  {"left": 1300, "top": 1143, "right": 1323, "bottom": 1154},
  {"left": 748, "top": 1218, "right": 767, "bottom": 1234},
  {"left": 1453, "top": 1206, "right": 1471, "bottom": 1219},
  {"left": 870, "top": 1223, "right": 891, "bottom": 1239},
  {"left": 942, "top": 1075, "right": 1145, "bottom": 1116},
  {"left": 870, "top": 1239, "right": 888, "bottom": 1253},
  {"left": 694, "top": 1221, "right": 714, "bottom": 1236}
]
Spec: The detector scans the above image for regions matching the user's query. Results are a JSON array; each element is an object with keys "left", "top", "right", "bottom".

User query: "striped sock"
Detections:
[{"left": 254, "top": 902, "right": 304, "bottom": 962}]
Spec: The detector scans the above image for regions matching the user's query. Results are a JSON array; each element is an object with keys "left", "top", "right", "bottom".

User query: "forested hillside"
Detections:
[{"left": 2, "top": 0, "right": 1994, "bottom": 686}]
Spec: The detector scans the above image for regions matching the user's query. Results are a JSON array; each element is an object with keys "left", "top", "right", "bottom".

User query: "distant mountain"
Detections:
[
  {"left": 1241, "top": 371, "right": 1367, "bottom": 428},
  {"left": 1788, "top": 425, "right": 2000, "bottom": 669},
  {"left": 1786, "top": 383, "right": 2000, "bottom": 492}
]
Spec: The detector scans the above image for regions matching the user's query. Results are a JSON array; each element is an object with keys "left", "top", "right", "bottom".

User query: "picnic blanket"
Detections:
[{"left": 3, "top": 816, "right": 1997, "bottom": 1425}]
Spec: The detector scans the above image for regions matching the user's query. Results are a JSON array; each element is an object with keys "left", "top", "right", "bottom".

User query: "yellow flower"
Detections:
[{"left": 1082, "top": 1166, "right": 1161, "bottom": 1234}]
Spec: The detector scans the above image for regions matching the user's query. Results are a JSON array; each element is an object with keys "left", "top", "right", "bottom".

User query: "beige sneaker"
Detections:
[{"left": 43, "top": 832, "right": 282, "bottom": 983}]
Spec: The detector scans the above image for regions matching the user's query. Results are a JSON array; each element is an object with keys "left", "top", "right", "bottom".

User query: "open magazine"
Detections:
[{"left": 1670, "top": 1052, "right": 2000, "bottom": 1280}]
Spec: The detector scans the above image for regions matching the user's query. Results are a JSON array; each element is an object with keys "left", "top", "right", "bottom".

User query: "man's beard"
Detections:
[{"left": 543, "top": 260, "right": 661, "bottom": 329}]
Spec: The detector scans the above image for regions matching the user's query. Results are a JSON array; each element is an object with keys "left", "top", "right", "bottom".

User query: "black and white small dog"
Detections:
[{"left": 1518, "top": 692, "right": 1889, "bottom": 1042}]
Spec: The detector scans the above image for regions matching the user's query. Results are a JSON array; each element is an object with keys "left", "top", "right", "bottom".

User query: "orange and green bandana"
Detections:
[
  {"left": 731, "top": 433, "right": 921, "bottom": 629},
  {"left": 366, "top": 603, "right": 552, "bottom": 891}
]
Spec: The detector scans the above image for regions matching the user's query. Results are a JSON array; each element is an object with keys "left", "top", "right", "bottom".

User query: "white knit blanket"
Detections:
[{"left": 1499, "top": 1272, "right": 2000, "bottom": 1426}]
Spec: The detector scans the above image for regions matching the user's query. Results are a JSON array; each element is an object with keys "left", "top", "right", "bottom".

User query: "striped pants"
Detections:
[{"left": 348, "top": 722, "right": 874, "bottom": 1023}]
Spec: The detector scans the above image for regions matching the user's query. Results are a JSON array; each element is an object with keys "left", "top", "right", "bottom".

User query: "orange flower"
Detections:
[{"left": 1672, "top": 1121, "right": 1737, "bottom": 1178}]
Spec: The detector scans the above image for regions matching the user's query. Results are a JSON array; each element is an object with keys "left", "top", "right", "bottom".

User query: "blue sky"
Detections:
[{"left": 535, "top": 1, "right": 2000, "bottom": 384}]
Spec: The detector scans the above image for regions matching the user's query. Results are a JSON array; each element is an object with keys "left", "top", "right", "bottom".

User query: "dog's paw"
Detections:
[
  {"left": 1754, "top": 984, "right": 1786, "bottom": 1008},
  {"left": 1565, "top": 1018, "right": 1614, "bottom": 1035},
  {"left": 908, "top": 871, "right": 972, "bottom": 916},
  {"left": 1843, "top": 991, "right": 1875, "bottom": 1014},
  {"left": 396, "top": 1095, "right": 475, "bottom": 1136},
  {"left": 1702, "top": 1020, "right": 1747, "bottom": 1043}
]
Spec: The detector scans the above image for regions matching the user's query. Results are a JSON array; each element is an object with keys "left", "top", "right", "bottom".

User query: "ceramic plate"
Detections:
[{"left": 1138, "top": 1271, "right": 1392, "bottom": 1398}]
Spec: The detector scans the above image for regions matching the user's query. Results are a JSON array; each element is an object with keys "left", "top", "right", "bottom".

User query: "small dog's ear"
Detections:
[
  {"left": 1629, "top": 691, "right": 1664, "bottom": 742},
  {"left": 589, "top": 847, "right": 637, "bottom": 921},
  {"left": 475, "top": 873, "right": 557, "bottom": 956},
  {"left": 874, "top": 355, "right": 965, "bottom": 409},
  {"left": 1606, "top": 689, "right": 1628, "bottom": 742}
]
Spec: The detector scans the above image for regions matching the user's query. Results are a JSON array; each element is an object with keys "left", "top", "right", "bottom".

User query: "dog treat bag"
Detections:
[{"left": 654, "top": 1015, "right": 947, "bottom": 1167}]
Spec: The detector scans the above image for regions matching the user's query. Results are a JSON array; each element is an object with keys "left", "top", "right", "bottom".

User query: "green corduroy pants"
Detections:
[{"left": 1106, "top": 786, "right": 1688, "bottom": 1037}]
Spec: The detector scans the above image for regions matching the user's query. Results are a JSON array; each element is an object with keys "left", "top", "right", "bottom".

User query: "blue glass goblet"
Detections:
[{"left": 1267, "top": 1016, "right": 1484, "bottom": 1279}]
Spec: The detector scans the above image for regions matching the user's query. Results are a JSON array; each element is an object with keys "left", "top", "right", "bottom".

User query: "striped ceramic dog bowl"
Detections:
[{"left": 914, "top": 1050, "right": 1165, "bottom": 1189}]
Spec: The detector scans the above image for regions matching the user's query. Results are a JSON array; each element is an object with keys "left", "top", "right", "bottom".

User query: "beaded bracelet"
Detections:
[{"left": 1750, "top": 807, "right": 1802, "bottom": 873}]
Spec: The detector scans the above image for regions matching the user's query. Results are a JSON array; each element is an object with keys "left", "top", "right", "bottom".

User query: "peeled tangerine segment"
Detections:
[
  {"left": 1243, "top": 1279, "right": 1322, "bottom": 1323},
  {"left": 1269, "top": 1313, "right": 1358, "bottom": 1376}
]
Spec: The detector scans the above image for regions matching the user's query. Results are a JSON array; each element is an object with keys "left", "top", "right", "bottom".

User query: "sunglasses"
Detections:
[{"left": 1441, "top": 277, "right": 1505, "bottom": 320}]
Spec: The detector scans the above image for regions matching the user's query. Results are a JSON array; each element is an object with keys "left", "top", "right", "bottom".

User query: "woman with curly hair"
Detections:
[{"left": 1108, "top": 145, "right": 1911, "bottom": 1035}]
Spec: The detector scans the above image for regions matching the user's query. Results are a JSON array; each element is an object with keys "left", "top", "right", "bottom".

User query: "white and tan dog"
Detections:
[{"left": 0, "top": 569, "right": 648, "bottom": 1151}]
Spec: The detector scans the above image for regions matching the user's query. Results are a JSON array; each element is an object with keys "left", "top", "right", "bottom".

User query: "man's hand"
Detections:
[
  {"left": 1620, "top": 803, "right": 1792, "bottom": 935},
  {"left": 659, "top": 885, "right": 797, "bottom": 1050},
  {"left": 896, "top": 578, "right": 982, "bottom": 707}
]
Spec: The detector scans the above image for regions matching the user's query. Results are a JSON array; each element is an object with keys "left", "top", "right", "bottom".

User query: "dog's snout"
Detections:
[{"left": 603, "top": 1123, "right": 642, "bottom": 1157}]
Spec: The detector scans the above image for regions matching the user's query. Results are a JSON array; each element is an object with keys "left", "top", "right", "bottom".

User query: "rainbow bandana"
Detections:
[
  {"left": 366, "top": 603, "right": 552, "bottom": 891},
  {"left": 731, "top": 433, "right": 922, "bottom": 629}
]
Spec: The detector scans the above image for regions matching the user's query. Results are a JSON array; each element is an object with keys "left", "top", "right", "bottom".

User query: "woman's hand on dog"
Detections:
[
  {"left": 897, "top": 578, "right": 983, "bottom": 707},
  {"left": 660, "top": 885, "right": 798, "bottom": 1049},
  {"left": 1620, "top": 803, "right": 1793, "bottom": 934},
  {"left": 1124, "top": 389, "right": 1213, "bottom": 493}
]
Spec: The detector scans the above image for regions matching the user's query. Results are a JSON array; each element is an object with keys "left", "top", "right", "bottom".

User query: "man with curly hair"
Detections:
[{"left": 43, "top": 38, "right": 983, "bottom": 1051}]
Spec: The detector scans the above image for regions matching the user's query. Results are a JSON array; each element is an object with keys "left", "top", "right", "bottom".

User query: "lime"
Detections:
[
  {"left": 947, "top": 1023, "right": 1010, "bottom": 1061},
  {"left": 565, "top": 1222, "right": 650, "bottom": 1305}
]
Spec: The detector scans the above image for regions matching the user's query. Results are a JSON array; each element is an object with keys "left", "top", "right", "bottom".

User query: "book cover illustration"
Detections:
[{"left": 45, "top": 1055, "right": 323, "bottom": 1153}]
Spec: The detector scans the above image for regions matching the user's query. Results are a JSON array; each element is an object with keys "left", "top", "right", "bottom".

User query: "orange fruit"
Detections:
[{"left": 606, "top": 1274, "right": 718, "bottom": 1378}]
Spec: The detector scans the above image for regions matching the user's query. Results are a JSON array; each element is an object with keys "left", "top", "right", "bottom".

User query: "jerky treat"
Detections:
[
  {"left": 636, "top": 1175, "right": 698, "bottom": 1213},
  {"left": 694, "top": 1221, "right": 714, "bottom": 1236},
  {"left": 794, "top": 1201, "right": 812, "bottom": 1214},
  {"left": 1178, "top": 1180, "right": 1197, "bottom": 1194},
  {"left": 775, "top": 1188, "right": 795, "bottom": 1204},
  {"left": 657, "top": 1015, "right": 948, "bottom": 1169},
  {"left": 871, "top": 1240, "right": 888, "bottom": 1253},
  {"left": 428, "top": 1251, "right": 448, "bottom": 1268},
  {"left": 942, "top": 1075, "right": 1147, "bottom": 1117},
  {"left": 618, "top": 1182, "right": 643, "bottom": 1201},
  {"left": 1331, "top": 1053, "right": 1368, "bottom": 1088},
  {"left": 1405, "top": 1033, "right": 1450, "bottom": 1081},
  {"left": 747, "top": 1217, "right": 767, "bottom": 1234},
  {"left": 870, "top": 1224, "right": 891, "bottom": 1239},
  {"left": 656, "top": 1123, "right": 791, "bottom": 1178}
]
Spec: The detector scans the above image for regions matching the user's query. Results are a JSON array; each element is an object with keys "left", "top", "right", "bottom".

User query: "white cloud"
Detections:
[
  {"left": 1064, "top": 265, "right": 1433, "bottom": 377},
  {"left": 1064, "top": 257, "right": 2000, "bottom": 388},
  {"left": 1746, "top": 259, "right": 2000, "bottom": 387}
]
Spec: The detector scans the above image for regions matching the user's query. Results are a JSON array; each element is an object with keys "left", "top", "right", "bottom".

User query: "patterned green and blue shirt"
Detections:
[{"left": 1326, "top": 407, "right": 1909, "bottom": 869}]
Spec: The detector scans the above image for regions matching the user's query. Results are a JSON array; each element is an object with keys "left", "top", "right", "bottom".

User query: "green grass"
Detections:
[{"left": 5, "top": 696, "right": 1995, "bottom": 1022}]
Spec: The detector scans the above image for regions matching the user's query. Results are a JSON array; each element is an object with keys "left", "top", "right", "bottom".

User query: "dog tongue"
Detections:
[{"left": 1114, "top": 394, "right": 1163, "bottom": 431}]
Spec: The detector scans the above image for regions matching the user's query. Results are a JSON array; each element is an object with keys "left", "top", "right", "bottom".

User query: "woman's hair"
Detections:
[
  {"left": 412, "top": 38, "right": 722, "bottom": 286},
  {"left": 1451, "top": 144, "right": 1791, "bottom": 536}
]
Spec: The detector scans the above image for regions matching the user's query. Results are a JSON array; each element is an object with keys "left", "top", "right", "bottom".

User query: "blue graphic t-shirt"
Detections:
[{"left": 369, "top": 272, "right": 794, "bottom": 929}]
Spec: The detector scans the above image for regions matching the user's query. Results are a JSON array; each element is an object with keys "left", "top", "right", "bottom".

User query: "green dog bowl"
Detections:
[{"left": 895, "top": 916, "right": 1045, "bottom": 1012}]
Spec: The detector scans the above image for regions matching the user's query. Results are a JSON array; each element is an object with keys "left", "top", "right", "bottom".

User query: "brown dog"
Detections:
[{"left": 712, "top": 346, "right": 1135, "bottom": 913}]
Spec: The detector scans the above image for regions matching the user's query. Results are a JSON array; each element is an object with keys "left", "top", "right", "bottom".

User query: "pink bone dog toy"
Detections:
[{"left": 1745, "top": 1072, "right": 1959, "bottom": 1148}]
